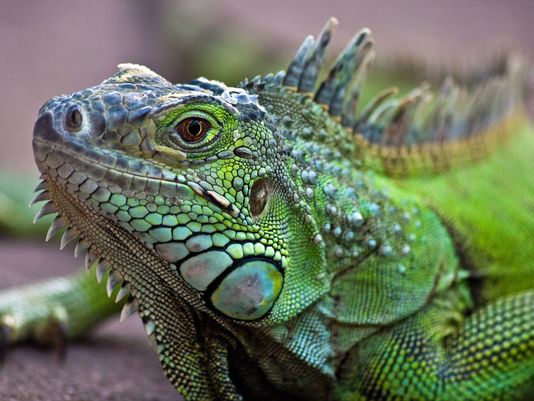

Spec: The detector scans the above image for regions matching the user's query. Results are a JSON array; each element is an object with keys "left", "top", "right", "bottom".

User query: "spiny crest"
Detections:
[
  {"left": 31, "top": 178, "right": 136, "bottom": 324},
  {"left": 283, "top": 18, "right": 374, "bottom": 122},
  {"left": 243, "top": 18, "right": 527, "bottom": 176},
  {"left": 244, "top": 17, "right": 375, "bottom": 127}
]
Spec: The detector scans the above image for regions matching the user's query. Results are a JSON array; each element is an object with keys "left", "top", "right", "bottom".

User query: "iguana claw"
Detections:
[
  {"left": 0, "top": 321, "right": 9, "bottom": 366},
  {"left": 52, "top": 320, "right": 68, "bottom": 362},
  {"left": 0, "top": 314, "right": 69, "bottom": 364},
  {"left": 30, "top": 310, "right": 70, "bottom": 362}
]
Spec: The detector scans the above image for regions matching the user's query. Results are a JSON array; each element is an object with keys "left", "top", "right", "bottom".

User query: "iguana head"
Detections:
[{"left": 32, "top": 62, "right": 327, "bottom": 325}]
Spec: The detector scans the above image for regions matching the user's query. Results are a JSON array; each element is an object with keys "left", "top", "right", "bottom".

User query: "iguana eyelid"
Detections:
[{"left": 149, "top": 95, "right": 240, "bottom": 119}]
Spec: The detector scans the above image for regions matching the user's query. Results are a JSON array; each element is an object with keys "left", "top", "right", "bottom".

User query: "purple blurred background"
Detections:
[{"left": 0, "top": 1, "right": 532, "bottom": 400}]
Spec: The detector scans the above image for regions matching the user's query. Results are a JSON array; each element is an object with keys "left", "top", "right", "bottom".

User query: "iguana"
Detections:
[{"left": 1, "top": 18, "right": 534, "bottom": 400}]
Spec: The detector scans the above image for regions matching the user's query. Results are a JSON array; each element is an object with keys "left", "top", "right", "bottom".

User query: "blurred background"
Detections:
[{"left": 0, "top": 1, "right": 533, "bottom": 400}]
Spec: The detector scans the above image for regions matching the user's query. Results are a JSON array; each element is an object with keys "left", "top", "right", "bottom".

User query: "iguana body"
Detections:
[{"left": 1, "top": 18, "right": 533, "bottom": 400}]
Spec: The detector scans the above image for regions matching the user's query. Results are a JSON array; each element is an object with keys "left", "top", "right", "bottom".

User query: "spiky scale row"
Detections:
[
  {"left": 96, "top": 260, "right": 109, "bottom": 283},
  {"left": 120, "top": 297, "right": 138, "bottom": 323},
  {"left": 34, "top": 179, "right": 48, "bottom": 192},
  {"left": 315, "top": 28, "right": 372, "bottom": 116},
  {"left": 45, "top": 216, "right": 65, "bottom": 241},
  {"left": 356, "top": 87, "right": 399, "bottom": 133},
  {"left": 115, "top": 285, "right": 129, "bottom": 303},
  {"left": 30, "top": 179, "right": 135, "bottom": 326},
  {"left": 273, "top": 20, "right": 526, "bottom": 177},
  {"left": 282, "top": 16, "right": 377, "bottom": 128},
  {"left": 106, "top": 271, "right": 121, "bottom": 297},
  {"left": 84, "top": 251, "right": 97, "bottom": 270},
  {"left": 29, "top": 190, "right": 50, "bottom": 206},
  {"left": 299, "top": 18, "right": 338, "bottom": 94},
  {"left": 33, "top": 201, "right": 56, "bottom": 223},
  {"left": 283, "top": 35, "right": 315, "bottom": 88},
  {"left": 283, "top": 17, "right": 338, "bottom": 93},
  {"left": 74, "top": 239, "right": 89, "bottom": 258},
  {"left": 59, "top": 228, "right": 77, "bottom": 250}
]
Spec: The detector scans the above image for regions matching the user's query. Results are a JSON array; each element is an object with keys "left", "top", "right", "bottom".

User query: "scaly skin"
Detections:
[{"left": 1, "top": 18, "right": 534, "bottom": 400}]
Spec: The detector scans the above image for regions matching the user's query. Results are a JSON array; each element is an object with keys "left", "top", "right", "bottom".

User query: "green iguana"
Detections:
[{"left": 1, "top": 18, "right": 534, "bottom": 400}]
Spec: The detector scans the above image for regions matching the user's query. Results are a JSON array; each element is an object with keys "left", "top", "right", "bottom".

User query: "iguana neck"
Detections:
[{"left": 259, "top": 88, "right": 420, "bottom": 274}]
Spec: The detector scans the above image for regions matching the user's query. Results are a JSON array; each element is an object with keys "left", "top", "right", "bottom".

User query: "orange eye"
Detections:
[{"left": 176, "top": 117, "right": 211, "bottom": 143}]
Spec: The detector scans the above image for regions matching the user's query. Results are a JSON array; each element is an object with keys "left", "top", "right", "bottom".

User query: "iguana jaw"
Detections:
[
  {"left": 31, "top": 111, "right": 208, "bottom": 326},
  {"left": 36, "top": 173, "right": 224, "bottom": 397}
]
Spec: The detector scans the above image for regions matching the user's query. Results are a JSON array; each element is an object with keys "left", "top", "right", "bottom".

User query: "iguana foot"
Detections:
[
  {"left": 0, "top": 298, "right": 70, "bottom": 363},
  {"left": 0, "top": 271, "right": 122, "bottom": 365}
]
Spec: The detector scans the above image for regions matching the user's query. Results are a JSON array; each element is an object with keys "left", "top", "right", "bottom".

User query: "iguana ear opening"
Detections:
[{"left": 249, "top": 178, "right": 274, "bottom": 220}]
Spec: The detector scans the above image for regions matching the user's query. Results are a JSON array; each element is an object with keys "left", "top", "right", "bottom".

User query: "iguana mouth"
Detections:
[{"left": 34, "top": 167, "right": 215, "bottom": 321}]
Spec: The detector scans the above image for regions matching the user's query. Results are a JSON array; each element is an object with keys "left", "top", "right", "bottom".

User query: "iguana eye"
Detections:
[
  {"left": 176, "top": 117, "right": 211, "bottom": 143},
  {"left": 155, "top": 106, "right": 230, "bottom": 155}
]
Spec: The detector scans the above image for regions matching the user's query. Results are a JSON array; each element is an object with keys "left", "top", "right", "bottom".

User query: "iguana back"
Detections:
[{"left": 399, "top": 124, "right": 534, "bottom": 302}]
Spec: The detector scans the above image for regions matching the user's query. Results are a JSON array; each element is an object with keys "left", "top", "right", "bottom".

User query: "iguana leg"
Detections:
[
  {"left": 0, "top": 267, "right": 121, "bottom": 357},
  {"left": 337, "top": 291, "right": 534, "bottom": 401}
]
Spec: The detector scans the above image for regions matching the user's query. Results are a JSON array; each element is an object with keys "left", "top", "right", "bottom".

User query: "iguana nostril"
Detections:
[
  {"left": 33, "top": 112, "right": 62, "bottom": 144},
  {"left": 64, "top": 104, "right": 83, "bottom": 132}
]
